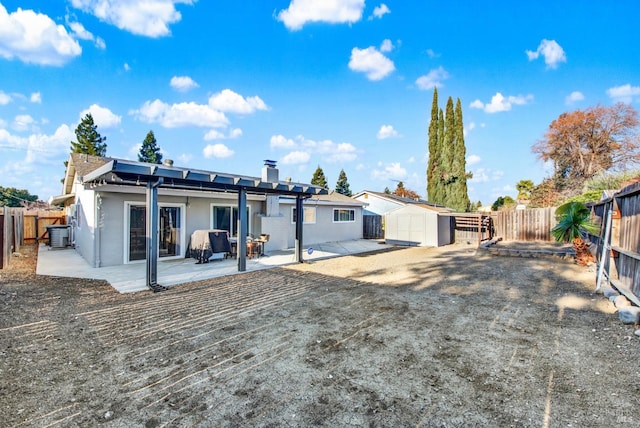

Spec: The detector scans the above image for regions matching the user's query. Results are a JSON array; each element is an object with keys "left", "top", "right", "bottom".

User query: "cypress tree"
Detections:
[
  {"left": 451, "top": 98, "right": 470, "bottom": 211},
  {"left": 138, "top": 130, "right": 163, "bottom": 164},
  {"left": 335, "top": 169, "right": 352, "bottom": 196},
  {"left": 311, "top": 165, "right": 328, "bottom": 188},
  {"left": 427, "top": 88, "right": 439, "bottom": 202},
  {"left": 441, "top": 97, "right": 456, "bottom": 207}
]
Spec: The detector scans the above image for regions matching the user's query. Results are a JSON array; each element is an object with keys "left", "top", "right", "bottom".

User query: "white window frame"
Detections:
[
  {"left": 123, "top": 201, "right": 186, "bottom": 264},
  {"left": 291, "top": 206, "right": 316, "bottom": 224},
  {"left": 210, "top": 203, "right": 252, "bottom": 236},
  {"left": 333, "top": 208, "right": 356, "bottom": 223}
]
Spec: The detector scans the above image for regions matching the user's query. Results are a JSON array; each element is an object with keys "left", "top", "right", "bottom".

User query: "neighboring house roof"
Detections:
[{"left": 353, "top": 190, "right": 447, "bottom": 208}]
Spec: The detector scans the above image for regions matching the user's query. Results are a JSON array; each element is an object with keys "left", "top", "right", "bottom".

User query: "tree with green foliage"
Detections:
[
  {"left": 138, "top": 130, "right": 163, "bottom": 164},
  {"left": 551, "top": 201, "right": 599, "bottom": 265},
  {"left": 427, "top": 88, "right": 442, "bottom": 203},
  {"left": 334, "top": 169, "right": 352, "bottom": 196},
  {"left": 426, "top": 90, "right": 470, "bottom": 211},
  {"left": 70, "top": 113, "right": 107, "bottom": 156},
  {"left": 450, "top": 98, "right": 470, "bottom": 212},
  {"left": 383, "top": 186, "right": 391, "bottom": 194},
  {"left": 311, "top": 165, "right": 328, "bottom": 188},
  {"left": 515, "top": 179, "right": 534, "bottom": 201},
  {"left": 0, "top": 186, "right": 38, "bottom": 207},
  {"left": 491, "top": 196, "right": 517, "bottom": 211}
]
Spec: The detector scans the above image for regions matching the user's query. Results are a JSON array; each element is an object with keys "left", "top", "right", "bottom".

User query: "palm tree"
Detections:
[{"left": 551, "top": 202, "right": 599, "bottom": 265}]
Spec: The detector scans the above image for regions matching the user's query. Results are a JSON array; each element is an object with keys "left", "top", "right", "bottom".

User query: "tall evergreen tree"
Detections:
[
  {"left": 451, "top": 98, "right": 470, "bottom": 211},
  {"left": 334, "top": 169, "right": 352, "bottom": 196},
  {"left": 70, "top": 113, "right": 107, "bottom": 156},
  {"left": 427, "top": 88, "right": 440, "bottom": 201},
  {"left": 138, "top": 130, "right": 163, "bottom": 164},
  {"left": 426, "top": 91, "right": 470, "bottom": 211},
  {"left": 311, "top": 165, "right": 328, "bottom": 188}
]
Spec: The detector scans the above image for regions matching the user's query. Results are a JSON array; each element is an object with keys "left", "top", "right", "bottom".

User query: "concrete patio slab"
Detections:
[{"left": 36, "top": 239, "right": 391, "bottom": 293}]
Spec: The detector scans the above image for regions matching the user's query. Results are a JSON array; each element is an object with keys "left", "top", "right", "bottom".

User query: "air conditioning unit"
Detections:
[{"left": 47, "top": 225, "right": 70, "bottom": 249}]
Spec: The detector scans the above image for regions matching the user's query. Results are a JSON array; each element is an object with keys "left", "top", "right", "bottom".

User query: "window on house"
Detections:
[
  {"left": 333, "top": 208, "right": 355, "bottom": 223},
  {"left": 211, "top": 205, "right": 250, "bottom": 236},
  {"left": 292, "top": 207, "right": 316, "bottom": 224}
]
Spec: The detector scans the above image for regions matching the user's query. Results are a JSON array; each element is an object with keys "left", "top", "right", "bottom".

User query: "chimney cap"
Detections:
[{"left": 264, "top": 159, "right": 277, "bottom": 168}]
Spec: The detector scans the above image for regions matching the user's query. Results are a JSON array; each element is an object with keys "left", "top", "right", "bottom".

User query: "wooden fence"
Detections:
[
  {"left": 450, "top": 214, "right": 494, "bottom": 245},
  {"left": 491, "top": 207, "right": 557, "bottom": 241},
  {"left": 22, "top": 210, "right": 66, "bottom": 244},
  {"left": 590, "top": 182, "right": 640, "bottom": 302},
  {"left": 0, "top": 208, "right": 66, "bottom": 269}
]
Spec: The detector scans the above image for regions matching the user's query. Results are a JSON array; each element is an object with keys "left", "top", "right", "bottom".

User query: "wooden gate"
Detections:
[
  {"left": 23, "top": 210, "right": 66, "bottom": 244},
  {"left": 363, "top": 215, "right": 384, "bottom": 239}
]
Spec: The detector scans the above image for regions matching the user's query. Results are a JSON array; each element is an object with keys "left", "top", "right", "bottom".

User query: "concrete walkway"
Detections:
[{"left": 36, "top": 239, "right": 391, "bottom": 293}]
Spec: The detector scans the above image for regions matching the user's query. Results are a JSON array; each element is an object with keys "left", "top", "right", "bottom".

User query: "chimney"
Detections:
[
  {"left": 163, "top": 159, "right": 174, "bottom": 167},
  {"left": 262, "top": 159, "right": 278, "bottom": 183}
]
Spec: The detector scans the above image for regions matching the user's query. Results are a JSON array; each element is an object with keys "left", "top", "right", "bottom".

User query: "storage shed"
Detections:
[{"left": 384, "top": 204, "right": 453, "bottom": 247}]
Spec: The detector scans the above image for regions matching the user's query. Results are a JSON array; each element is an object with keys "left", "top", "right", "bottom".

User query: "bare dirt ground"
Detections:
[{"left": 1, "top": 243, "right": 639, "bottom": 427}]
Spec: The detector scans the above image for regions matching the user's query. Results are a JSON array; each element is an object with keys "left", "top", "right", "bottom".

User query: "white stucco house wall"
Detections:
[{"left": 51, "top": 154, "right": 364, "bottom": 268}]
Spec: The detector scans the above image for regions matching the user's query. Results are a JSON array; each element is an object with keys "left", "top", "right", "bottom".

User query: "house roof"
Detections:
[{"left": 62, "top": 153, "right": 111, "bottom": 195}]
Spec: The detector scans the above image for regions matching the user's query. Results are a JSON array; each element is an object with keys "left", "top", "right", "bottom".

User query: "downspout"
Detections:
[{"left": 94, "top": 192, "right": 102, "bottom": 268}]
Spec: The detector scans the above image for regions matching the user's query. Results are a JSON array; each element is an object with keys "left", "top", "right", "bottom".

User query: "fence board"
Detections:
[
  {"left": 23, "top": 210, "right": 66, "bottom": 243},
  {"left": 491, "top": 207, "right": 557, "bottom": 241}
]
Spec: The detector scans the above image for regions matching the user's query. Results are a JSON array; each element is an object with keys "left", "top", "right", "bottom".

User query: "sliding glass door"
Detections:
[{"left": 126, "top": 203, "right": 185, "bottom": 263}]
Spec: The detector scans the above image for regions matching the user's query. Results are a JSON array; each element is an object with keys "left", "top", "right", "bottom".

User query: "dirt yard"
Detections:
[{"left": 1, "top": 244, "right": 638, "bottom": 427}]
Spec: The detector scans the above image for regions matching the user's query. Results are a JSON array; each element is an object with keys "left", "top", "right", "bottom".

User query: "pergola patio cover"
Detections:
[{"left": 82, "top": 159, "right": 328, "bottom": 292}]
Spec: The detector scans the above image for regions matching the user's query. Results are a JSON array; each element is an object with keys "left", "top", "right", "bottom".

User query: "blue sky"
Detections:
[{"left": 1, "top": 1, "right": 639, "bottom": 206}]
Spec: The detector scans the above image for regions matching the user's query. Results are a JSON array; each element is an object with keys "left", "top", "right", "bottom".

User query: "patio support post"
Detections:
[
  {"left": 237, "top": 187, "right": 247, "bottom": 272},
  {"left": 146, "top": 177, "right": 163, "bottom": 290},
  {"left": 295, "top": 195, "right": 304, "bottom": 263}
]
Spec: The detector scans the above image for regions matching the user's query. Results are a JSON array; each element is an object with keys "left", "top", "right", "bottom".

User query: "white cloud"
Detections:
[
  {"left": 370, "top": 4, "right": 390, "bottom": 19},
  {"left": 132, "top": 99, "right": 229, "bottom": 128},
  {"left": 208, "top": 89, "right": 269, "bottom": 114},
  {"left": 466, "top": 154, "right": 481, "bottom": 165},
  {"left": 0, "top": 124, "right": 73, "bottom": 164},
  {"left": 415, "top": 66, "right": 449, "bottom": 90},
  {"left": 177, "top": 153, "right": 192, "bottom": 164},
  {"left": 281, "top": 150, "right": 311, "bottom": 165},
  {"left": 170, "top": 75, "right": 199, "bottom": 92},
  {"left": 70, "top": 0, "right": 194, "bottom": 38},
  {"left": 277, "top": 0, "right": 364, "bottom": 31},
  {"left": 203, "top": 143, "right": 234, "bottom": 159},
  {"left": 270, "top": 134, "right": 296, "bottom": 149},
  {"left": 371, "top": 162, "right": 407, "bottom": 181},
  {"left": 124, "top": 63, "right": 131, "bottom": 71},
  {"left": 12, "top": 114, "right": 35, "bottom": 132},
  {"left": 606, "top": 84, "right": 640, "bottom": 103},
  {"left": 526, "top": 39, "right": 566, "bottom": 69},
  {"left": 0, "top": 91, "right": 12, "bottom": 105},
  {"left": 273, "top": 134, "right": 358, "bottom": 163},
  {"left": 426, "top": 49, "right": 440, "bottom": 59},
  {"left": 470, "top": 167, "right": 504, "bottom": 183},
  {"left": 30, "top": 92, "right": 41, "bottom": 103},
  {"left": 565, "top": 91, "right": 585, "bottom": 105},
  {"left": 380, "top": 39, "right": 393, "bottom": 53},
  {"left": 203, "top": 128, "right": 243, "bottom": 140},
  {"left": 469, "top": 92, "right": 534, "bottom": 113},
  {"left": 80, "top": 104, "right": 122, "bottom": 128},
  {"left": 68, "top": 21, "right": 105, "bottom": 49},
  {"left": 349, "top": 46, "right": 395, "bottom": 81},
  {"left": 0, "top": 4, "right": 82, "bottom": 66},
  {"left": 376, "top": 124, "right": 399, "bottom": 139}
]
